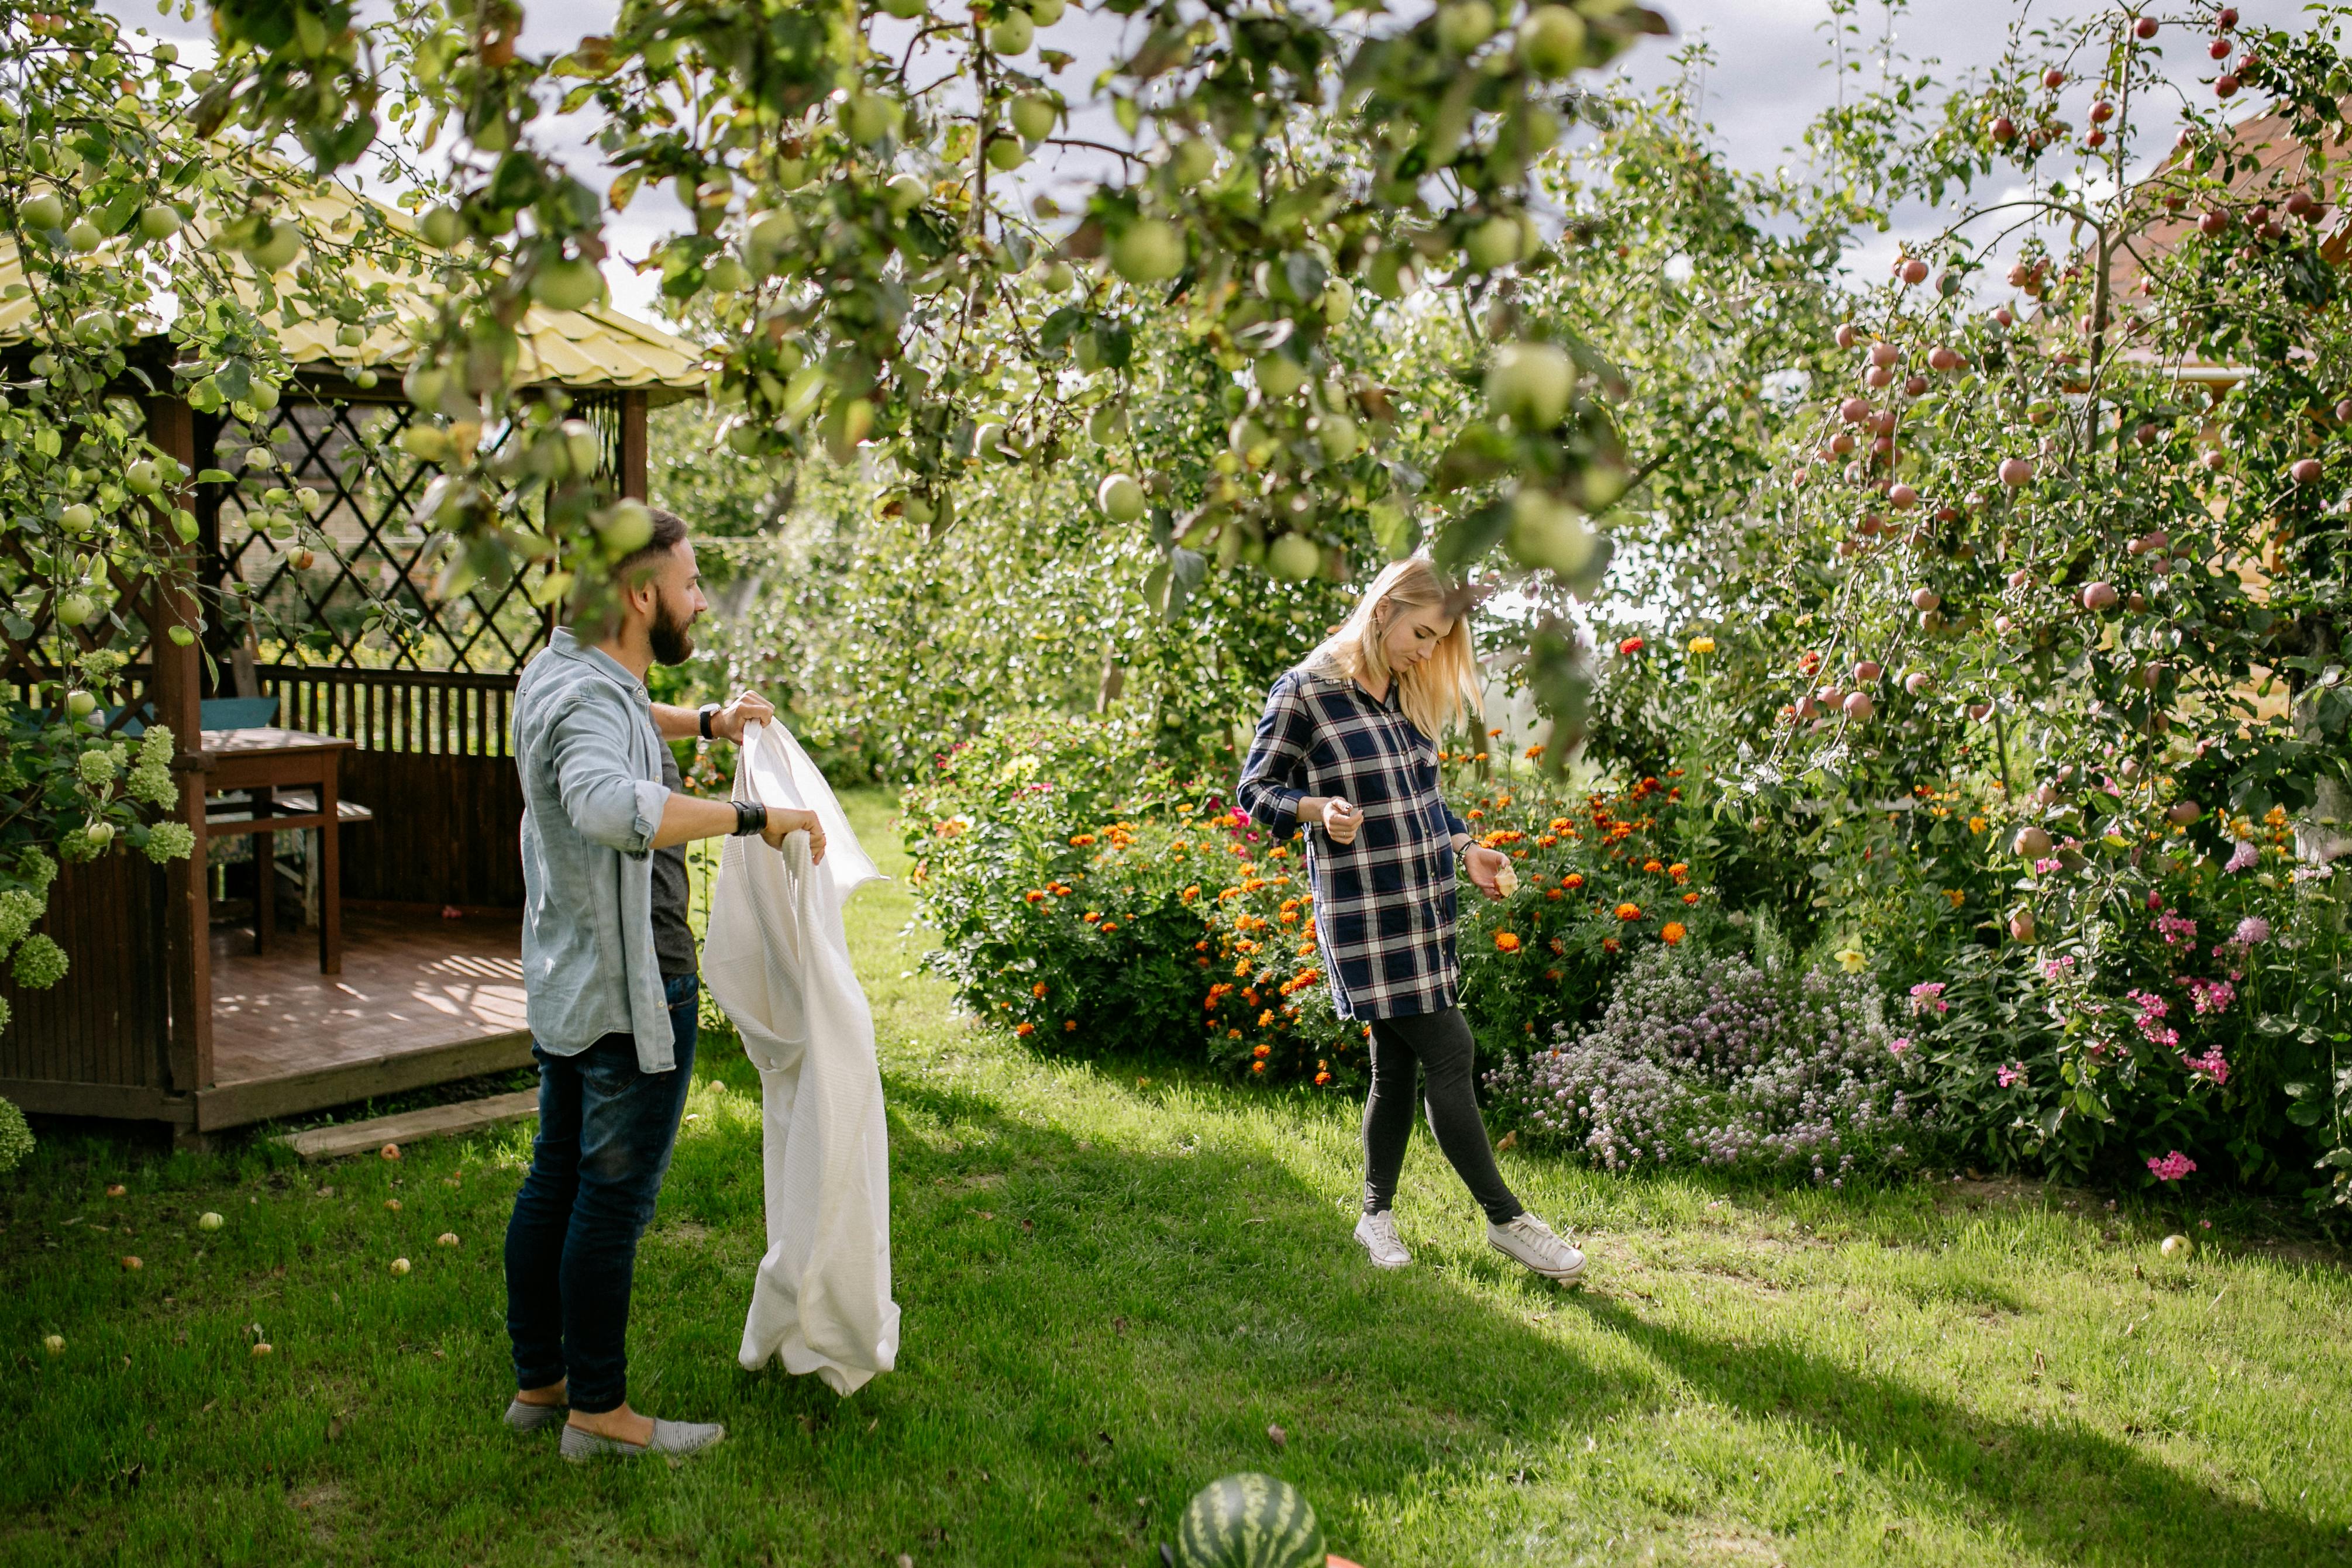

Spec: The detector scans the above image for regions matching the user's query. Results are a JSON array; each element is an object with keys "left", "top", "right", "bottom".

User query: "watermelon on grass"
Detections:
[{"left": 1176, "top": 1473, "right": 1325, "bottom": 1568}]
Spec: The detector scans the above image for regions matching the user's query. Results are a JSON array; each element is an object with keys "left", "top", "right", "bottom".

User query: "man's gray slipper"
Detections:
[
  {"left": 504, "top": 1398, "right": 567, "bottom": 1433},
  {"left": 560, "top": 1418, "right": 726, "bottom": 1463}
]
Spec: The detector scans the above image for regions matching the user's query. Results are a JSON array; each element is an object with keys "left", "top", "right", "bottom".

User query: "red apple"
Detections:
[
  {"left": 1900, "top": 257, "right": 1930, "bottom": 285},
  {"left": 2135, "top": 16, "right": 2158, "bottom": 39},
  {"left": 2292, "top": 457, "right": 2323, "bottom": 484},
  {"left": 2216, "top": 74, "right": 2240, "bottom": 98},
  {"left": 1969, "top": 701, "right": 1995, "bottom": 722},
  {"left": 1868, "top": 342, "right": 1900, "bottom": 368},
  {"left": 1912, "top": 587, "right": 1942, "bottom": 612},
  {"left": 2087, "top": 129, "right": 2109, "bottom": 149},
  {"left": 1993, "top": 306, "right": 2014, "bottom": 327},
  {"left": 2168, "top": 801, "right": 2202, "bottom": 825},
  {"left": 2208, "top": 37, "right": 2230, "bottom": 59},
  {"left": 2218, "top": 6, "right": 2238, "bottom": 29},
  {"left": 1838, "top": 397, "right": 1872, "bottom": 424},
  {"left": 1866, "top": 364, "right": 1896, "bottom": 389},
  {"left": 2081, "top": 581, "right": 2119, "bottom": 611},
  {"left": 2090, "top": 99, "right": 2115, "bottom": 123},
  {"left": 1905, "top": 670, "right": 1934, "bottom": 695},
  {"left": 2043, "top": 68, "right": 2066, "bottom": 89},
  {"left": 1903, "top": 375, "right": 1929, "bottom": 398},
  {"left": 2013, "top": 825, "right": 2053, "bottom": 857},
  {"left": 1835, "top": 323, "right": 1860, "bottom": 349},
  {"left": 1888, "top": 484, "right": 1918, "bottom": 510},
  {"left": 1999, "top": 456, "right": 2035, "bottom": 486},
  {"left": 1844, "top": 691, "right": 1875, "bottom": 720},
  {"left": 1992, "top": 115, "right": 2018, "bottom": 143},
  {"left": 1929, "top": 346, "right": 1961, "bottom": 371},
  {"left": 2007, "top": 568, "right": 2031, "bottom": 588},
  {"left": 2010, "top": 909, "right": 2037, "bottom": 942},
  {"left": 1853, "top": 660, "right": 1883, "bottom": 683},
  {"left": 2199, "top": 209, "right": 2230, "bottom": 235}
]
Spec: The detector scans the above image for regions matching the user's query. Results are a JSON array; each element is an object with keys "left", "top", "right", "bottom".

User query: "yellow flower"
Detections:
[
  {"left": 1688, "top": 636, "right": 1717, "bottom": 655},
  {"left": 1968, "top": 816, "right": 1987, "bottom": 834},
  {"left": 1835, "top": 948, "right": 1867, "bottom": 973}
]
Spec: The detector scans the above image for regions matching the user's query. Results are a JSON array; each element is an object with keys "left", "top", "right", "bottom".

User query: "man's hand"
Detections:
[
  {"left": 709, "top": 689, "right": 776, "bottom": 745},
  {"left": 760, "top": 806, "right": 827, "bottom": 865},
  {"left": 1463, "top": 844, "right": 1510, "bottom": 897},
  {"left": 1319, "top": 797, "right": 1361, "bottom": 846}
]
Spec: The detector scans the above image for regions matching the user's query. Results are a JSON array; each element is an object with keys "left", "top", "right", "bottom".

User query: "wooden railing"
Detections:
[{"left": 256, "top": 663, "right": 518, "bottom": 757}]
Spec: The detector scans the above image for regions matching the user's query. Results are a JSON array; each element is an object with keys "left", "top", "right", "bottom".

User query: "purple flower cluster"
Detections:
[{"left": 1485, "top": 948, "right": 1921, "bottom": 1182}]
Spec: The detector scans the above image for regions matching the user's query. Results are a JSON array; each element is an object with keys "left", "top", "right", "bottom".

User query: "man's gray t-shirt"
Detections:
[{"left": 653, "top": 746, "right": 697, "bottom": 980}]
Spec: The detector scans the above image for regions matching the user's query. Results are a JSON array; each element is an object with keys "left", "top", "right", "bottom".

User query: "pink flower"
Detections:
[
  {"left": 2154, "top": 912, "right": 2199, "bottom": 947},
  {"left": 2147, "top": 1150, "right": 2198, "bottom": 1181},
  {"left": 1890, "top": 1036, "right": 1912, "bottom": 1056},
  {"left": 2226, "top": 840, "right": 2260, "bottom": 873},
  {"left": 2233, "top": 916, "right": 2270, "bottom": 946},
  {"left": 2185, "top": 977, "right": 2236, "bottom": 1016},
  {"left": 2182, "top": 1047, "right": 2230, "bottom": 1085},
  {"left": 1909, "top": 981, "right": 1950, "bottom": 1016},
  {"left": 2039, "top": 956, "right": 2076, "bottom": 981},
  {"left": 1996, "top": 1063, "right": 2024, "bottom": 1088},
  {"left": 2034, "top": 857, "right": 2062, "bottom": 874}
]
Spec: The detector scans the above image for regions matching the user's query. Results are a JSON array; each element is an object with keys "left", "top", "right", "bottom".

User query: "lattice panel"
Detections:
[{"left": 206, "top": 390, "right": 625, "bottom": 676}]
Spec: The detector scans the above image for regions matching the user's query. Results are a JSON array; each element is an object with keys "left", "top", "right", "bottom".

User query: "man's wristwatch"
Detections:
[
  {"left": 730, "top": 801, "right": 769, "bottom": 837},
  {"left": 698, "top": 702, "right": 721, "bottom": 740}
]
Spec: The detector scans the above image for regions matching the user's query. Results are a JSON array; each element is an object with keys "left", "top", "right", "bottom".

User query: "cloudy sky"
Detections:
[{"left": 100, "top": 0, "right": 2320, "bottom": 317}]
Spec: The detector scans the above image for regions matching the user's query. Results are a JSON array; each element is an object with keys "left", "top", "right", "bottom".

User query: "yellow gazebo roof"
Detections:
[{"left": 0, "top": 179, "right": 707, "bottom": 404}]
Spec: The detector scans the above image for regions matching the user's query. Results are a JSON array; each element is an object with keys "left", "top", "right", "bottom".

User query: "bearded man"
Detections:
[{"left": 500, "top": 506, "right": 825, "bottom": 1461}]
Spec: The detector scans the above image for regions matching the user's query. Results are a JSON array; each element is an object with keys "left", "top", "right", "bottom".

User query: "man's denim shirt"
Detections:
[{"left": 513, "top": 628, "right": 677, "bottom": 1072}]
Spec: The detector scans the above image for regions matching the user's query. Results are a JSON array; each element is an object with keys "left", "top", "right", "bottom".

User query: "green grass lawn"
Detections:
[{"left": 5, "top": 789, "right": 2351, "bottom": 1566}]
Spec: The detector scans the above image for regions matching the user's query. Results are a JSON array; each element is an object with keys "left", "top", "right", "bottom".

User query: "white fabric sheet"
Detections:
[{"left": 703, "top": 721, "right": 899, "bottom": 1395}]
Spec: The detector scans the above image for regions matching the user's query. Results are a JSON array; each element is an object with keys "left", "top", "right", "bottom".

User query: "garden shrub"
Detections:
[{"left": 1485, "top": 943, "right": 1933, "bottom": 1184}]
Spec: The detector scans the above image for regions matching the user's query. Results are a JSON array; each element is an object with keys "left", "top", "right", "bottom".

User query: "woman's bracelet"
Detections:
[{"left": 730, "top": 801, "right": 769, "bottom": 837}]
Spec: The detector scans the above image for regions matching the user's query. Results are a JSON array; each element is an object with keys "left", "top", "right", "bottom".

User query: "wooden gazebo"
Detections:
[{"left": 0, "top": 201, "right": 705, "bottom": 1139}]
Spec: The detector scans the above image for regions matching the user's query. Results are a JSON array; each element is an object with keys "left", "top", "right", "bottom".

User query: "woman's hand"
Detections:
[
  {"left": 760, "top": 806, "right": 828, "bottom": 865},
  {"left": 1463, "top": 844, "right": 1511, "bottom": 897},
  {"left": 1318, "top": 796, "right": 1361, "bottom": 846}
]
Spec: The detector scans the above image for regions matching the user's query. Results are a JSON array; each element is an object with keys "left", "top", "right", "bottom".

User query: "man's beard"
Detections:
[{"left": 649, "top": 592, "right": 696, "bottom": 666}]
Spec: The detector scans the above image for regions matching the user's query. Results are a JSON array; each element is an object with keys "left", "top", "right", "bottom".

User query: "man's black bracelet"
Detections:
[
  {"left": 698, "top": 702, "right": 721, "bottom": 741},
  {"left": 730, "top": 801, "right": 768, "bottom": 837}
]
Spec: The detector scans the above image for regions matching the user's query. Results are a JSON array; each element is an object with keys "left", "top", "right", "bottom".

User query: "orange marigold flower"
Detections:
[
  {"left": 1603, "top": 937, "right": 1621, "bottom": 954},
  {"left": 1083, "top": 911, "right": 1101, "bottom": 923},
  {"left": 1252, "top": 1042, "right": 1271, "bottom": 1059},
  {"left": 1180, "top": 885, "right": 1201, "bottom": 901},
  {"left": 1548, "top": 818, "right": 1571, "bottom": 832},
  {"left": 1947, "top": 888, "right": 1967, "bottom": 908},
  {"left": 1065, "top": 1019, "right": 1077, "bottom": 1032},
  {"left": 1618, "top": 636, "right": 1645, "bottom": 656},
  {"left": 1683, "top": 891, "right": 1701, "bottom": 905},
  {"left": 1101, "top": 921, "right": 1119, "bottom": 932},
  {"left": 1494, "top": 932, "right": 1522, "bottom": 953},
  {"left": 1024, "top": 889, "right": 1045, "bottom": 902},
  {"left": 1661, "top": 921, "right": 1687, "bottom": 945},
  {"left": 1668, "top": 863, "right": 1688, "bottom": 879},
  {"left": 1563, "top": 873, "right": 1585, "bottom": 889},
  {"left": 1228, "top": 1028, "right": 1244, "bottom": 1039},
  {"left": 1251, "top": 1060, "right": 1267, "bottom": 1073},
  {"left": 1544, "top": 968, "right": 1564, "bottom": 981},
  {"left": 1014, "top": 1022, "right": 1036, "bottom": 1036},
  {"left": 1314, "top": 1071, "right": 1332, "bottom": 1086},
  {"left": 1642, "top": 858, "right": 1664, "bottom": 874},
  {"left": 1615, "top": 903, "right": 1642, "bottom": 921},
  {"left": 1257, "top": 1009, "right": 1275, "bottom": 1028},
  {"left": 1546, "top": 888, "right": 1564, "bottom": 901},
  {"left": 1070, "top": 833, "right": 1096, "bottom": 847},
  {"left": 1032, "top": 981, "right": 1049, "bottom": 998}
]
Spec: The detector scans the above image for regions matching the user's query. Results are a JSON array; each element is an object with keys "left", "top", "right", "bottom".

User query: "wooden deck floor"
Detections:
[{"left": 202, "top": 907, "right": 535, "bottom": 1129}]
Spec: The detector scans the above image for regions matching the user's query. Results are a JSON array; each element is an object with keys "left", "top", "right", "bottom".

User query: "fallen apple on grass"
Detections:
[{"left": 390, "top": 1257, "right": 411, "bottom": 1276}]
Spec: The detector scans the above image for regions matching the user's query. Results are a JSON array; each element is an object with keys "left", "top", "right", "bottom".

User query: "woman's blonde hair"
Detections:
[{"left": 1304, "top": 556, "right": 1480, "bottom": 740}]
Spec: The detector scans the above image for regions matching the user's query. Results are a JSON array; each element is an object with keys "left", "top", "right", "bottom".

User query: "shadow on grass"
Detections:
[{"left": 1569, "top": 1294, "right": 2343, "bottom": 1567}]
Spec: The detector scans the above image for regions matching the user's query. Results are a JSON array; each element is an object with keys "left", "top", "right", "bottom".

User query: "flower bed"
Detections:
[{"left": 902, "top": 715, "right": 1718, "bottom": 1086}]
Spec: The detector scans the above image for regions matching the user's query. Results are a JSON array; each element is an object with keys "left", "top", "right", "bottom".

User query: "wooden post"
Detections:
[
  {"left": 618, "top": 390, "right": 648, "bottom": 501},
  {"left": 146, "top": 395, "right": 213, "bottom": 1095}
]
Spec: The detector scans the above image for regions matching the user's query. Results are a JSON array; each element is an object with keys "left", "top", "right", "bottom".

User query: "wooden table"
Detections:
[{"left": 201, "top": 727, "right": 357, "bottom": 976}]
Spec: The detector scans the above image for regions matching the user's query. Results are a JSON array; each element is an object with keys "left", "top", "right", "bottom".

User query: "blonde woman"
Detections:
[{"left": 1237, "top": 556, "right": 1586, "bottom": 1283}]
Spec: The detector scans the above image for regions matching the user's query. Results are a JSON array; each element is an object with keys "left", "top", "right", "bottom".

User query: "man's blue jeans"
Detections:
[{"left": 504, "top": 972, "right": 698, "bottom": 1415}]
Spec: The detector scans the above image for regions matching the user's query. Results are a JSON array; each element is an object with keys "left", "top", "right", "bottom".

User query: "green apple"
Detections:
[
  {"left": 138, "top": 203, "right": 182, "bottom": 241},
  {"left": 1170, "top": 137, "right": 1217, "bottom": 188},
  {"left": 1517, "top": 6, "right": 1588, "bottom": 77},
  {"left": 880, "top": 0, "right": 927, "bottom": 15},
  {"left": 419, "top": 205, "right": 462, "bottom": 248},
  {"left": 1437, "top": 0, "right": 1496, "bottom": 53},
  {"left": 249, "top": 382, "right": 281, "bottom": 413},
  {"left": 1254, "top": 353, "right": 1306, "bottom": 399},
  {"left": 337, "top": 323, "right": 367, "bottom": 347},
  {"left": 972, "top": 422, "right": 1008, "bottom": 461},
  {"left": 1318, "top": 278, "right": 1355, "bottom": 325},
  {"left": 1268, "top": 533, "right": 1323, "bottom": 581},
  {"left": 704, "top": 255, "right": 749, "bottom": 294},
  {"left": 401, "top": 425, "right": 452, "bottom": 463},
  {"left": 43, "top": 1334, "right": 66, "bottom": 1356},
  {"left": 198, "top": 1211, "right": 223, "bottom": 1231},
  {"left": 126, "top": 460, "right": 162, "bottom": 496},
  {"left": 1011, "top": 92, "right": 1059, "bottom": 142},
  {"left": 1097, "top": 473, "right": 1147, "bottom": 523},
  {"left": 1028, "top": 0, "right": 1065, "bottom": 23},
  {"left": 245, "top": 220, "right": 303, "bottom": 273},
  {"left": 65, "top": 689, "right": 97, "bottom": 718},
  {"left": 986, "top": 134, "right": 1027, "bottom": 172},
  {"left": 533, "top": 257, "right": 604, "bottom": 311},
  {"left": 884, "top": 175, "right": 927, "bottom": 216},
  {"left": 64, "top": 219, "right": 102, "bottom": 253},
  {"left": 85, "top": 820, "right": 114, "bottom": 849},
  {"left": 1111, "top": 219, "right": 1186, "bottom": 284},
  {"left": 1506, "top": 488, "right": 1596, "bottom": 574},
  {"left": 1484, "top": 340, "right": 1572, "bottom": 429},
  {"left": 1074, "top": 332, "right": 1105, "bottom": 373},
  {"left": 1041, "top": 259, "right": 1075, "bottom": 292},
  {"left": 1315, "top": 412, "right": 1361, "bottom": 463},
  {"left": 601, "top": 499, "right": 654, "bottom": 554},
  {"left": 55, "top": 592, "right": 96, "bottom": 628},
  {"left": 1464, "top": 214, "right": 1522, "bottom": 271},
  {"left": 842, "top": 93, "right": 901, "bottom": 144},
  {"left": 20, "top": 191, "right": 64, "bottom": 231},
  {"left": 987, "top": 9, "right": 1034, "bottom": 53},
  {"left": 1087, "top": 405, "right": 1126, "bottom": 444},
  {"left": 59, "top": 503, "right": 96, "bottom": 534},
  {"left": 353, "top": 368, "right": 379, "bottom": 390},
  {"left": 1366, "top": 248, "right": 1415, "bottom": 300},
  {"left": 390, "top": 1257, "right": 412, "bottom": 1276},
  {"left": 74, "top": 309, "right": 120, "bottom": 345}
]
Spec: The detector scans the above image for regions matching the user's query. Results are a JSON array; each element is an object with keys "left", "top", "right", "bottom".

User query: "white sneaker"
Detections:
[
  {"left": 1487, "top": 1212, "right": 1586, "bottom": 1282},
  {"left": 1354, "top": 1209, "right": 1411, "bottom": 1269}
]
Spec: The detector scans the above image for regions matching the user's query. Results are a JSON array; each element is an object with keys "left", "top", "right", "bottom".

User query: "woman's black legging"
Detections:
[{"left": 1362, "top": 1007, "right": 1524, "bottom": 1226}]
